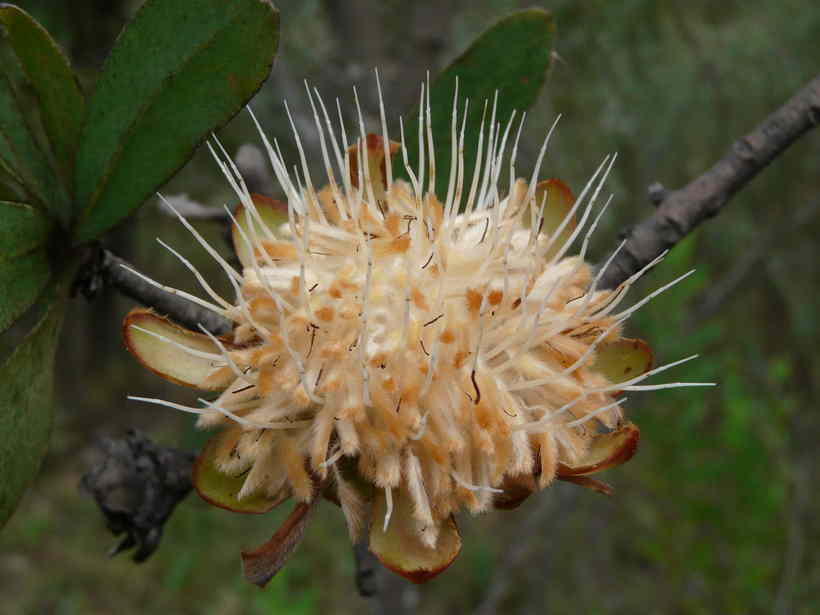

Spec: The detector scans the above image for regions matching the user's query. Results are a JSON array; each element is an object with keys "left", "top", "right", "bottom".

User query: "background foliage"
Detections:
[{"left": 1, "top": 1, "right": 818, "bottom": 614}]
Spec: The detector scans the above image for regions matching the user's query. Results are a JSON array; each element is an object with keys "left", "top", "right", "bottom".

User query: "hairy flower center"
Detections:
[
  {"left": 126, "top": 85, "right": 711, "bottom": 556},
  {"left": 204, "top": 153, "right": 633, "bottom": 539}
]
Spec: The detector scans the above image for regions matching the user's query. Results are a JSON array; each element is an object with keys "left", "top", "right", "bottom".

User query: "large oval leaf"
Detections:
[
  {"left": 0, "top": 161, "right": 25, "bottom": 201},
  {"left": 0, "top": 5, "right": 84, "bottom": 187},
  {"left": 0, "top": 292, "right": 65, "bottom": 527},
  {"left": 0, "top": 249, "right": 50, "bottom": 334},
  {"left": 73, "top": 0, "right": 280, "bottom": 242},
  {"left": 0, "top": 201, "right": 51, "bottom": 332},
  {"left": 395, "top": 9, "right": 554, "bottom": 199},
  {"left": 0, "top": 66, "right": 69, "bottom": 219},
  {"left": 0, "top": 200, "right": 51, "bottom": 257}
]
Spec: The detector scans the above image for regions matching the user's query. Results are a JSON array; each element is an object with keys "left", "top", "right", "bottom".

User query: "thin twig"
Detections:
[
  {"left": 353, "top": 541, "right": 379, "bottom": 598},
  {"left": 99, "top": 249, "right": 232, "bottom": 335},
  {"left": 599, "top": 73, "right": 820, "bottom": 289},
  {"left": 688, "top": 198, "right": 820, "bottom": 325}
]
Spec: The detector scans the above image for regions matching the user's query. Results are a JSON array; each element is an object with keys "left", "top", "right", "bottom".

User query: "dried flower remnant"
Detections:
[{"left": 123, "top": 78, "right": 712, "bottom": 584}]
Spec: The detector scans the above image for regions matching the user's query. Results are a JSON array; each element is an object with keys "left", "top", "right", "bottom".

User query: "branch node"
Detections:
[
  {"left": 616, "top": 224, "right": 634, "bottom": 241},
  {"left": 79, "top": 247, "right": 233, "bottom": 336},
  {"left": 597, "top": 72, "right": 820, "bottom": 290},
  {"left": 647, "top": 182, "right": 668, "bottom": 207}
]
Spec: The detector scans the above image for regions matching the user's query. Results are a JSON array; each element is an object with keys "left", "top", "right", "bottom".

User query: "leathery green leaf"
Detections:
[
  {"left": 0, "top": 201, "right": 51, "bottom": 332},
  {"left": 0, "top": 163, "right": 26, "bottom": 201},
  {"left": 0, "top": 249, "right": 50, "bottom": 333},
  {"left": 0, "top": 71, "right": 67, "bottom": 217},
  {"left": 74, "top": 0, "right": 279, "bottom": 242},
  {"left": 0, "top": 291, "right": 64, "bottom": 527},
  {"left": 0, "top": 4, "right": 84, "bottom": 184},
  {"left": 395, "top": 9, "right": 554, "bottom": 199},
  {"left": 0, "top": 200, "right": 51, "bottom": 258}
]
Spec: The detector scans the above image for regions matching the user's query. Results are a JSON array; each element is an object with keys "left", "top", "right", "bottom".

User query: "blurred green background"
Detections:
[{"left": 1, "top": 1, "right": 819, "bottom": 613}]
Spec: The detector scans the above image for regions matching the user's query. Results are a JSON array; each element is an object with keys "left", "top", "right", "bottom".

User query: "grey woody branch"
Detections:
[
  {"left": 99, "top": 145, "right": 279, "bottom": 333},
  {"left": 599, "top": 72, "right": 820, "bottom": 290},
  {"left": 100, "top": 249, "right": 232, "bottom": 335}
]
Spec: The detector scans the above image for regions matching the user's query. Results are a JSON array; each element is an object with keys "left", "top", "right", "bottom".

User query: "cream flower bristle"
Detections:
[{"left": 126, "top": 77, "right": 714, "bottom": 564}]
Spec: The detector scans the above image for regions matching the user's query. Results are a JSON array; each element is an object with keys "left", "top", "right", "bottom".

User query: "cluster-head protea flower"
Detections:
[{"left": 124, "top": 82, "right": 710, "bottom": 585}]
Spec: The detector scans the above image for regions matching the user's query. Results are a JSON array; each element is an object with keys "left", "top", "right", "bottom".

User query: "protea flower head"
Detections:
[{"left": 124, "top": 78, "right": 711, "bottom": 585}]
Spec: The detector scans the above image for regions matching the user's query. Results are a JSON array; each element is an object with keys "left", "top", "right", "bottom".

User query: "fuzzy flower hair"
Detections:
[{"left": 124, "top": 80, "right": 710, "bottom": 585}]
